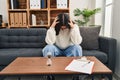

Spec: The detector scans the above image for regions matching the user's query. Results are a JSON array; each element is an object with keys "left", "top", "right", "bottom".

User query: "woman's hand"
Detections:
[
  {"left": 51, "top": 17, "right": 59, "bottom": 28},
  {"left": 68, "top": 19, "right": 74, "bottom": 28}
]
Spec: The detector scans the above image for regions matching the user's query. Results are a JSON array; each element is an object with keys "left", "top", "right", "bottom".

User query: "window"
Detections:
[
  {"left": 104, "top": 0, "right": 113, "bottom": 37},
  {"left": 106, "top": 0, "right": 112, "bottom": 5}
]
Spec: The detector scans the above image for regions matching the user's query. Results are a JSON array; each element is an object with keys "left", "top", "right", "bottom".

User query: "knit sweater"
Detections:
[{"left": 45, "top": 24, "right": 82, "bottom": 49}]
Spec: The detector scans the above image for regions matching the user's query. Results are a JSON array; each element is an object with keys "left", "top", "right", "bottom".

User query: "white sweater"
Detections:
[{"left": 45, "top": 24, "right": 82, "bottom": 49}]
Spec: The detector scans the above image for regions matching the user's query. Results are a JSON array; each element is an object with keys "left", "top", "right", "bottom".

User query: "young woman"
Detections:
[{"left": 42, "top": 13, "right": 83, "bottom": 57}]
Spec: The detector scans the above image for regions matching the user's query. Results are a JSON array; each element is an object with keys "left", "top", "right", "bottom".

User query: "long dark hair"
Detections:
[{"left": 55, "top": 13, "right": 71, "bottom": 35}]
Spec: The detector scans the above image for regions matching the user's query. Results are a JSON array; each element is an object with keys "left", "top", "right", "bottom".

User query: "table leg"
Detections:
[
  {"left": 47, "top": 75, "right": 55, "bottom": 80},
  {"left": 18, "top": 77, "right": 21, "bottom": 80},
  {"left": 91, "top": 75, "right": 94, "bottom": 80}
]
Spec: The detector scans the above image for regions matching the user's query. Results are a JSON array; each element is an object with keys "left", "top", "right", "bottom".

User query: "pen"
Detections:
[{"left": 82, "top": 61, "right": 91, "bottom": 67}]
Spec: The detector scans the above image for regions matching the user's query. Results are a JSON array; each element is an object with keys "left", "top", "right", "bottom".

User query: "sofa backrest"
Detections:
[{"left": 0, "top": 28, "right": 47, "bottom": 48}]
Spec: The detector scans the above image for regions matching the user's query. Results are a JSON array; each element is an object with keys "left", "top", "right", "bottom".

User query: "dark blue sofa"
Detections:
[{"left": 0, "top": 28, "right": 116, "bottom": 80}]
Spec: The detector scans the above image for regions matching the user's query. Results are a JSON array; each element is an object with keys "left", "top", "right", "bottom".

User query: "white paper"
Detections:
[{"left": 65, "top": 59, "right": 94, "bottom": 74}]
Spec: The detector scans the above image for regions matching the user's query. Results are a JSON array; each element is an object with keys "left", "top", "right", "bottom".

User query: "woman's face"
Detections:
[{"left": 61, "top": 26, "right": 67, "bottom": 30}]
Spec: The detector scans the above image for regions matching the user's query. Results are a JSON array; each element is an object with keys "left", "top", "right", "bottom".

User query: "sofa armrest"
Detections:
[{"left": 98, "top": 36, "right": 116, "bottom": 72}]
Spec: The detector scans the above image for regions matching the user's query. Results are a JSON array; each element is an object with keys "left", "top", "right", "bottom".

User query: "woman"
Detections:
[{"left": 42, "top": 13, "right": 83, "bottom": 57}]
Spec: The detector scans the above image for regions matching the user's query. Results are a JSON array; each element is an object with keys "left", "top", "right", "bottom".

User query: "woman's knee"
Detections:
[
  {"left": 43, "top": 44, "right": 56, "bottom": 51},
  {"left": 72, "top": 45, "right": 82, "bottom": 56},
  {"left": 42, "top": 45, "right": 61, "bottom": 57},
  {"left": 72, "top": 45, "right": 82, "bottom": 50}
]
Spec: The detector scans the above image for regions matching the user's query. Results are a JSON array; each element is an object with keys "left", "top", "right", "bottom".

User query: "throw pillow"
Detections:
[{"left": 79, "top": 26, "right": 101, "bottom": 50}]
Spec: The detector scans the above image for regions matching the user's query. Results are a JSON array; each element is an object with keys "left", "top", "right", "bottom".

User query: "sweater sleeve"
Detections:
[
  {"left": 70, "top": 24, "right": 82, "bottom": 44},
  {"left": 45, "top": 27, "right": 56, "bottom": 44}
]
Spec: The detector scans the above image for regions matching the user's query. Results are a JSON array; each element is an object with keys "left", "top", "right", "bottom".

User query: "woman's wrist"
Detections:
[
  {"left": 50, "top": 26, "right": 55, "bottom": 28},
  {"left": 70, "top": 24, "right": 75, "bottom": 29}
]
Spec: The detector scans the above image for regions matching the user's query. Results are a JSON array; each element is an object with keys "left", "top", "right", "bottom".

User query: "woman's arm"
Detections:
[
  {"left": 45, "top": 27, "right": 56, "bottom": 44},
  {"left": 45, "top": 17, "right": 58, "bottom": 44},
  {"left": 70, "top": 24, "right": 82, "bottom": 44}
]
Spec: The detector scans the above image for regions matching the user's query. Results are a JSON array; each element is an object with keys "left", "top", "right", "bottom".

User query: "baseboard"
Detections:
[{"left": 113, "top": 73, "right": 120, "bottom": 80}]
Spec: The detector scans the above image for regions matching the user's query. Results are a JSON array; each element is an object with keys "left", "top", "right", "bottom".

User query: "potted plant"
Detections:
[{"left": 73, "top": 8, "right": 101, "bottom": 27}]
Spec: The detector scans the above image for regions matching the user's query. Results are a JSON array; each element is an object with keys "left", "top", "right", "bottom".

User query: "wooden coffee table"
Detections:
[{"left": 0, "top": 56, "right": 112, "bottom": 79}]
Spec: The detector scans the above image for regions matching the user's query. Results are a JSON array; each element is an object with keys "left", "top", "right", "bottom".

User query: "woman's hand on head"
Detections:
[
  {"left": 68, "top": 19, "right": 74, "bottom": 28},
  {"left": 51, "top": 17, "right": 59, "bottom": 28}
]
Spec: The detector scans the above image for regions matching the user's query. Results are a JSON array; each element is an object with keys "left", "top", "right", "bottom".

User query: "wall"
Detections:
[
  {"left": 95, "top": 0, "right": 104, "bottom": 26},
  {"left": 0, "top": 0, "right": 8, "bottom": 23},
  {"left": 70, "top": 0, "right": 96, "bottom": 25},
  {"left": 112, "top": 0, "right": 120, "bottom": 78},
  {"left": 70, "top": 0, "right": 95, "bottom": 19},
  {"left": 95, "top": 0, "right": 104, "bottom": 35}
]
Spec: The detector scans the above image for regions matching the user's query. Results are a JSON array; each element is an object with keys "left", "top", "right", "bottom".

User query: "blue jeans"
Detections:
[{"left": 42, "top": 44, "right": 82, "bottom": 57}]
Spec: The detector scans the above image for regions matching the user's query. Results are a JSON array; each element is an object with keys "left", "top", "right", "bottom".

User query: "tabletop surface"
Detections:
[{"left": 0, "top": 56, "right": 112, "bottom": 75}]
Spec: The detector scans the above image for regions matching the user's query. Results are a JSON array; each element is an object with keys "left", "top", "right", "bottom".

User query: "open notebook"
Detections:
[{"left": 65, "top": 59, "right": 94, "bottom": 74}]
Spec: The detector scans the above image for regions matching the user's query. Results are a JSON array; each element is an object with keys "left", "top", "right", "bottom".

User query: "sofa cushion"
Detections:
[
  {"left": 83, "top": 50, "right": 108, "bottom": 63},
  {"left": 0, "top": 28, "right": 47, "bottom": 48},
  {"left": 0, "top": 48, "right": 43, "bottom": 65},
  {"left": 80, "top": 26, "right": 101, "bottom": 50}
]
